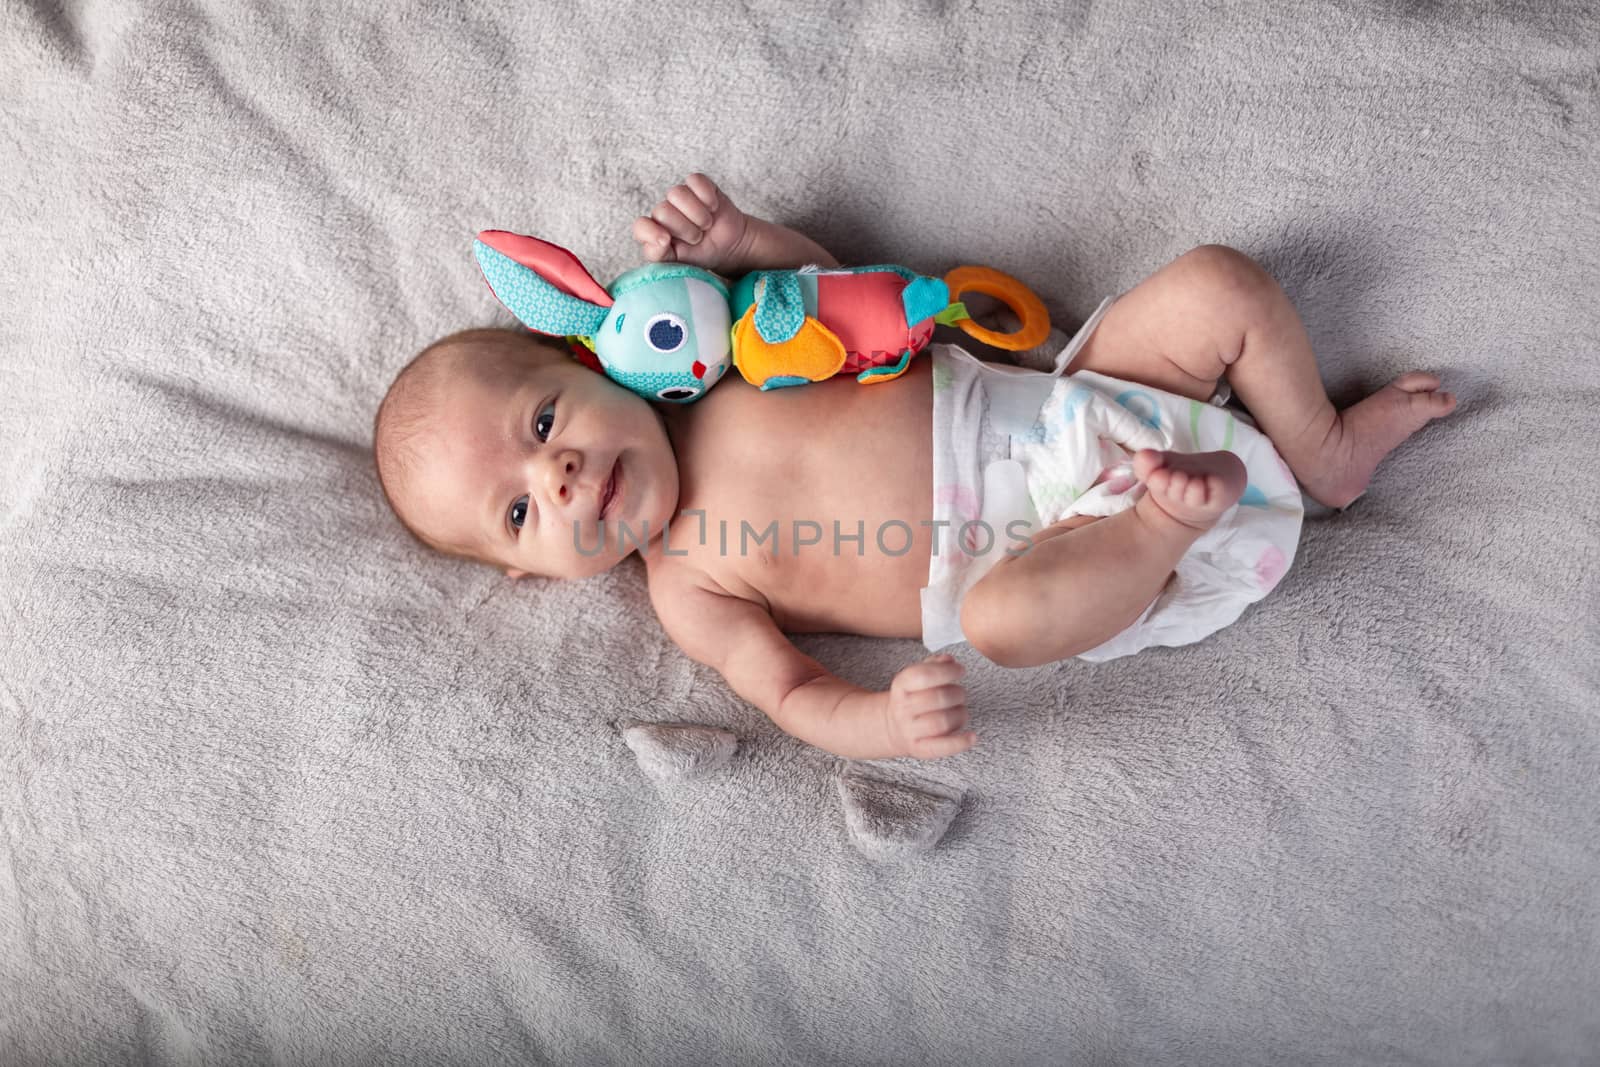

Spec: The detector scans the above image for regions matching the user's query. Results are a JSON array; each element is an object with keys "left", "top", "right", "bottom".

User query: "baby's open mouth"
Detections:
[{"left": 599, "top": 461, "right": 619, "bottom": 519}]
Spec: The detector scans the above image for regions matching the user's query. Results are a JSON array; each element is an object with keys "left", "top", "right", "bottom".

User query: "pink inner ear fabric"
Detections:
[{"left": 476, "top": 230, "right": 614, "bottom": 308}]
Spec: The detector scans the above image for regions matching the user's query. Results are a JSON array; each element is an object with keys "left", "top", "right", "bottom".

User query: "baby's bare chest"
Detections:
[{"left": 665, "top": 363, "right": 936, "bottom": 636}]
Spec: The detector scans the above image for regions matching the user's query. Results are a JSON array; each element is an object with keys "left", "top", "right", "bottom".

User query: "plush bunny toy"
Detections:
[
  {"left": 474, "top": 230, "right": 1051, "bottom": 404},
  {"left": 475, "top": 230, "right": 732, "bottom": 402}
]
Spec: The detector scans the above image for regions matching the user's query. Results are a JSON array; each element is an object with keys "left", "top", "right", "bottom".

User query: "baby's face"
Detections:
[{"left": 402, "top": 347, "right": 680, "bottom": 579}]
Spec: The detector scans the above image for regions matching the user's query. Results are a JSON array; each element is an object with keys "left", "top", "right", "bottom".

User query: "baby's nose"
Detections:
[{"left": 544, "top": 449, "right": 581, "bottom": 504}]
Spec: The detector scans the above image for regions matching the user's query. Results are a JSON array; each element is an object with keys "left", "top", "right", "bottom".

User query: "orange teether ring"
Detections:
[{"left": 943, "top": 266, "right": 1052, "bottom": 351}]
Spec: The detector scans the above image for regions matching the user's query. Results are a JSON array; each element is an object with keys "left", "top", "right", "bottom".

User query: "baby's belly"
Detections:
[
  {"left": 678, "top": 362, "right": 938, "bottom": 638},
  {"left": 760, "top": 524, "right": 935, "bottom": 638}
]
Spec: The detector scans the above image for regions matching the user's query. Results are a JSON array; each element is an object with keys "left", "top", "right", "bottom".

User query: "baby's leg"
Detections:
[
  {"left": 961, "top": 450, "right": 1245, "bottom": 669},
  {"left": 1067, "top": 245, "right": 1457, "bottom": 507}
]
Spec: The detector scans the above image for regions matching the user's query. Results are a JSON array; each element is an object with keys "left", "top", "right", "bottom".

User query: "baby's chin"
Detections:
[
  {"left": 559, "top": 545, "right": 630, "bottom": 580},
  {"left": 544, "top": 517, "right": 670, "bottom": 580}
]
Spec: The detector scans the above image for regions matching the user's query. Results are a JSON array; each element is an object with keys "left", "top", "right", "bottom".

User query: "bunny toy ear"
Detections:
[{"left": 474, "top": 231, "right": 612, "bottom": 338}]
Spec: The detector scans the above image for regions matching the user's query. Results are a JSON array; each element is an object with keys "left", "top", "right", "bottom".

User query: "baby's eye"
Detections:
[
  {"left": 534, "top": 402, "right": 556, "bottom": 442},
  {"left": 644, "top": 313, "right": 687, "bottom": 353},
  {"left": 510, "top": 495, "right": 529, "bottom": 531}
]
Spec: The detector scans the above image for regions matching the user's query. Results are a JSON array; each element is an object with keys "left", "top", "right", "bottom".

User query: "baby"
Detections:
[{"left": 374, "top": 174, "right": 1456, "bottom": 761}]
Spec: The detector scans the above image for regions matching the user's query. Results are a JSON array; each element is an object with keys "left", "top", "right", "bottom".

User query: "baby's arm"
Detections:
[
  {"left": 632, "top": 173, "right": 840, "bottom": 275},
  {"left": 650, "top": 571, "right": 974, "bottom": 760}
]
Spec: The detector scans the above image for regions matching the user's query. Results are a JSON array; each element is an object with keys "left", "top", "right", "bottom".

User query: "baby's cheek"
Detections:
[{"left": 556, "top": 531, "right": 622, "bottom": 580}]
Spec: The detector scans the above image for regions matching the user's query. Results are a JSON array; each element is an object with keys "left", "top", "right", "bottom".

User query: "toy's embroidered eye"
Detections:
[
  {"left": 510, "top": 495, "right": 528, "bottom": 530},
  {"left": 656, "top": 385, "right": 700, "bottom": 402},
  {"left": 615, "top": 314, "right": 625, "bottom": 334},
  {"left": 534, "top": 401, "right": 556, "bottom": 442},
  {"left": 644, "top": 314, "right": 687, "bottom": 353}
]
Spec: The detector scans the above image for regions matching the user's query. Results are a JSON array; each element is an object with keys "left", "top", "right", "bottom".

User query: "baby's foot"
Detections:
[
  {"left": 1134, "top": 449, "right": 1247, "bottom": 530},
  {"left": 1300, "top": 373, "right": 1457, "bottom": 509}
]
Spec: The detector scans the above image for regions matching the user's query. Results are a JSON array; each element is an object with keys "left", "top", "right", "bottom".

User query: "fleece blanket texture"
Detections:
[{"left": 3, "top": 0, "right": 1598, "bottom": 1063}]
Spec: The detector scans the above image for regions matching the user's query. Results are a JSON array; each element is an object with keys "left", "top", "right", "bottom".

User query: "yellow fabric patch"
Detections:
[
  {"left": 857, "top": 349, "right": 914, "bottom": 385},
  {"left": 732, "top": 306, "right": 847, "bottom": 386},
  {"left": 858, "top": 362, "right": 912, "bottom": 385}
]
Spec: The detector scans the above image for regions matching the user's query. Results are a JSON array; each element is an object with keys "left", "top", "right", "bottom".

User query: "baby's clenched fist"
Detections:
[
  {"left": 632, "top": 172, "right": 750, "bottom": 273},
  {"left": 883, "top": 654, "right": 976, "bottom": 759}
]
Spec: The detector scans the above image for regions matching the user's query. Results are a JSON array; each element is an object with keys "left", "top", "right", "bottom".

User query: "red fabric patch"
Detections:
[
  {"left": 691, "top": 360, "right": 706, "bottom": 379},
  {"left": 567, "top": 340, "right": 605, "bottom": 375},
  {"left": 816, "top": 272, "right": 912, "bottom": 359}
]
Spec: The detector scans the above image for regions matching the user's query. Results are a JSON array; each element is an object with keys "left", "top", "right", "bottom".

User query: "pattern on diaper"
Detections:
[
  {"left": 933, "top": 483, "right": 980, "bottom": 557},
  {"left": 1255, "top": 545, "right": 1288, "bottom": 589},
  {"left": 1239, "top": 484, "right": 1270, "bottom": 508},
  {"left": 1028, "top": 477, "right": 1082, "bottom": 519},
  {"left": 1114, "top": 388, "right": 1163, "bottom": 430},
  {"left": 1017, "top": 384, "right": 1090, "bottom": 445},
  {"left": 1056, "top": 383, "right": 1093, "bottom": 424},
  {"left": 1186, "top": 397, "right": 1235, "bottom": 450},
  {"left": 934, "top": 483, "right": 979, "bottom": 521}
]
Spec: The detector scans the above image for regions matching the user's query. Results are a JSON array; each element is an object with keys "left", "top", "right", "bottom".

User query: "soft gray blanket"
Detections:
[{"left": 3, "top": 1, "right": 1597, "bottom": 1063}]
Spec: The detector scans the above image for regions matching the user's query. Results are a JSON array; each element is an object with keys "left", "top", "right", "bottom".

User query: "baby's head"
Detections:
[{"left": 373, "top": 328, "right": 680, "bottom": 579}]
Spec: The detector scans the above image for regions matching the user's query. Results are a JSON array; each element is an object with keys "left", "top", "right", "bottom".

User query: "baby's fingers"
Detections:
[
  {"left": 910, "top": 729, "right": 978, "bottom": 760},
  {"left": 912, "top": 705, "right": 969, "bottom": 739},
  {"left": 893, "top": 654, "right": 965, "bottom": 694},
  {"left": 650, "top": 200, "right": 704, "bottom": 246},
  {"left": 666, "top": 183, "right": 715, "bottom": 230},
  {"left": 905, "top": 685, "right": 966, "bottom": 716},
  {"left": 683, "top": 172, "right": 723, "bottom": 212},
  {"left": 632, "top": 216, "right": 674, "bottom": 261}
]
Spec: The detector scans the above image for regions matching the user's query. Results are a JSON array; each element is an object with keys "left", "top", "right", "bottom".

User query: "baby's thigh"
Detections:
[{"left": 1065, "top": 245, "right": 1269, "bottom": 401}]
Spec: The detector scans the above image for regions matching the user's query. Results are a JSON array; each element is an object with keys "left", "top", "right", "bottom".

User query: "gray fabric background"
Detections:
[{"left": 3, "top": 1, "right": 1598, "bottom": 1063}]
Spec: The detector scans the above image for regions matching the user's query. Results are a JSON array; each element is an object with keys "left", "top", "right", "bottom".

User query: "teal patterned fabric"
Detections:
[
  {"left": 609, "top": 262, "right": 728, "bottom": 301},
  {"left": 609, "top": 364, "right": 710, "bottom": 400},
  {"left": 845, "top": 263, "right": 916, "bottom": 281},
  {"left": 473, "top": 242, "right": 609, "bottom": 338},
  {"left": 752, "top": 272, "right": 806, "bottom": 343}
]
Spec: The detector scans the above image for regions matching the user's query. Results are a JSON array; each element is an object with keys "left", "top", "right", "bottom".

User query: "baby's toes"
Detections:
[
  {"left": 1132, "top": 448, "right": 1166, "bottom": 482},
  {"left": 1391, "top": 371, "right": 1442, "bottom": 393},
  {"left": 1391, "top": 382, "right": 1457, "bottom": 421},
  {"left": 1185, "top": 476, "right": 1212, "bottom": 508},
  {"left": 1422, "top": 389, "right": 1457, "bottom": 414}
]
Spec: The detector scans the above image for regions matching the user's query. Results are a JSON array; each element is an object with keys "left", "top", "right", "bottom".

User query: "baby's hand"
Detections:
[
  {"left": 632, "top": 173, "right": 751, "bottom": 273},
  {"left": 883, "top": 654, "right": 976, "bottom": 759}
]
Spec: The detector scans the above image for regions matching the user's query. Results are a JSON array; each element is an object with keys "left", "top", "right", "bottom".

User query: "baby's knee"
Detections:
[
  {"left": 960, "top": 578, "right": 1044, "bottom": 669},
  {"left": 1169, "top": 245, "right": 1283, "bottom": 362},
  {"left": 1177, "top": 244, "right": 1278, "bottom": 311}
]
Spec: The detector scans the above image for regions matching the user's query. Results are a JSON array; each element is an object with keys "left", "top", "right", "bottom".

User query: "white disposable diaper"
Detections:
[{"left": 921, "top": 297, "right": 1304, "bottom": 662}]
